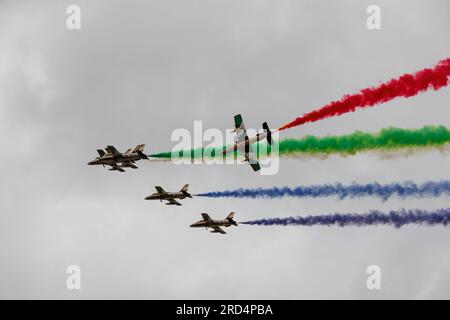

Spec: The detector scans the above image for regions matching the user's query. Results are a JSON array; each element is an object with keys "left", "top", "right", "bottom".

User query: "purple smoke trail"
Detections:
[{"left": 241, "top": 208, "right": 450, "bottom": 228}]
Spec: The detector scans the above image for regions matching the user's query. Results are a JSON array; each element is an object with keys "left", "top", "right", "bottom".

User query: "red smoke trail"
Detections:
[{"left": 279, "top": 58, "right": 450, "bottom": 131}]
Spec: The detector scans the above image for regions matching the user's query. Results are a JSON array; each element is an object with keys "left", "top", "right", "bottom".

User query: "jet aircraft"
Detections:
[
  {"left": 190, "top": 212, "right": 238, "bottom": 234},
  {"left": 88, "top": 144, "right": 148, "bottom": 172},
  {"left": 222, "top": 114, "right": 274, "bottom": 172},
  {"left": 145, "top": 184, "right": 192, "bottom": 206}
]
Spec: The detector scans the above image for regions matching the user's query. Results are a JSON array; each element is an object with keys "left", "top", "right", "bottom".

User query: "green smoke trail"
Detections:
[
  {"left": 150, "top": 125, "right": 450, "bottom": 159},
  {"left": 280, "top": 125, "right": 450, "bottom": 156}
]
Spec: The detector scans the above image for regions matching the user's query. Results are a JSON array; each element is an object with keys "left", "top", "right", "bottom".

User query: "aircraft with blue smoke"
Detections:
[{"left": 190, "top": 212, "right": 238, "bottom": 234}]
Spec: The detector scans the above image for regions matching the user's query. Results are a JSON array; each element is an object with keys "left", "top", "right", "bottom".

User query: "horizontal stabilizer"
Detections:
[{"left": 137, "top": 150, "right": 149, "bottom": 160}]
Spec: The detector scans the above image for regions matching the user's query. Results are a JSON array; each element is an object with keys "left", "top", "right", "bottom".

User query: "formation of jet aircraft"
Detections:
[
  {"left": 88, "top": 144, "right": 148, "bottom": 172},
  {"left": 145, "top": 184, "right": 192, "bottom": 206},
  {"left": 222, "top": 114, "right": 274, "bottom": 172},
  {"left": 87, "top": 114, "right": 273, "bottom": 234},
  {"left": 190, "top": 212, "right": 238, "bottom": 234}
]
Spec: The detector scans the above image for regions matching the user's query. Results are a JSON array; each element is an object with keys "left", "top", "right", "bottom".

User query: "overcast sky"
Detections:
[{"left": 1, "top": 0, "right": 449, "bottom": 299}]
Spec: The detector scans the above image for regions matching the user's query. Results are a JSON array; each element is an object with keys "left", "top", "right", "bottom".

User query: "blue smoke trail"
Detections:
[
  {"left": 241, "top": 208, "right": 450, "bottom": 228},
  {"left": 197, "top": 181, "right": 450, "bottom": 201}
]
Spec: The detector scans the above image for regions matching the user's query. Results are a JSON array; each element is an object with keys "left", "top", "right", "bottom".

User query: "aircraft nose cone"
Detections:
[
  {"left": 87, "top": 161, "right": 95, "bottom": 165},
  {"left": 144, "top": 196, "right": 151, "bottom": 200},
  {"left": 189, "top": 223, "right": 196, "bottom": 228}
]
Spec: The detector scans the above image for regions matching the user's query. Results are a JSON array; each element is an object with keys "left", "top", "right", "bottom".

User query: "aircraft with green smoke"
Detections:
[
  {"left": 87, "top": 144, "right": 148, "bottom": 172},
  {"left": 222, "top": 114, "right": 274, "bottom": 172}
]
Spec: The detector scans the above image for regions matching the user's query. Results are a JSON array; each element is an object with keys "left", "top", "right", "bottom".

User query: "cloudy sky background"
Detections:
[{"left": 0, "top": 0, "right": 449, "bottom": 299}]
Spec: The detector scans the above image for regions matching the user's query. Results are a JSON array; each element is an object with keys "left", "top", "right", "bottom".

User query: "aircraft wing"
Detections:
[
  {"left": 166, "top": 199, "right": 182, "bottom": 206},
  {"left": 125, "top": 162, "right": 138, "bottom": 169},
  {"left": 211, "top": 226, "right": 226, "bottom": 234},
  {"left": 155, "top": 186, "right": 166, "bottom": 194},
  {"left": 250, "top": 162, "right": 261, "bottom": 172},
  {"left": 106, "top": 145, "right": 121, "bottom": 156},
  {"left": 110, "top": 164, "right": 125, "bottom": 172},
  {"left": 233, "top": 114, "right": 248, "bottom": 144},
  {"left": 222, "top": 114, "right": 249, "bottom": 155},
  {"left": 201, "top": 213, "right": 213, "bottom": 222},
  {"left": 243, "top": 143, "right": 261, "bottom": 172}
]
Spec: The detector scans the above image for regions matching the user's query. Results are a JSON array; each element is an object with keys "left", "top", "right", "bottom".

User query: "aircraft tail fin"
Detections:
[
  {"left": 226, "top": 212, "right": 238, "bottom": 226},
  {"left": 180, "top": 184, "right": 192, "bottom": 198},
  {"left": 262, "top": 122, "right": 273, "bottom": 145},
  {"left": 137, "top": 150, "right": 149, "bottom": 160},
  {"left": 133, "top": 144, "right": 145, "bottom": 153},
  {"left": 97, "top": 149, "right": 106, "bottom": 157},
  {"left": 132, "top": 144, "right": 148, "bottom": 159}
]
